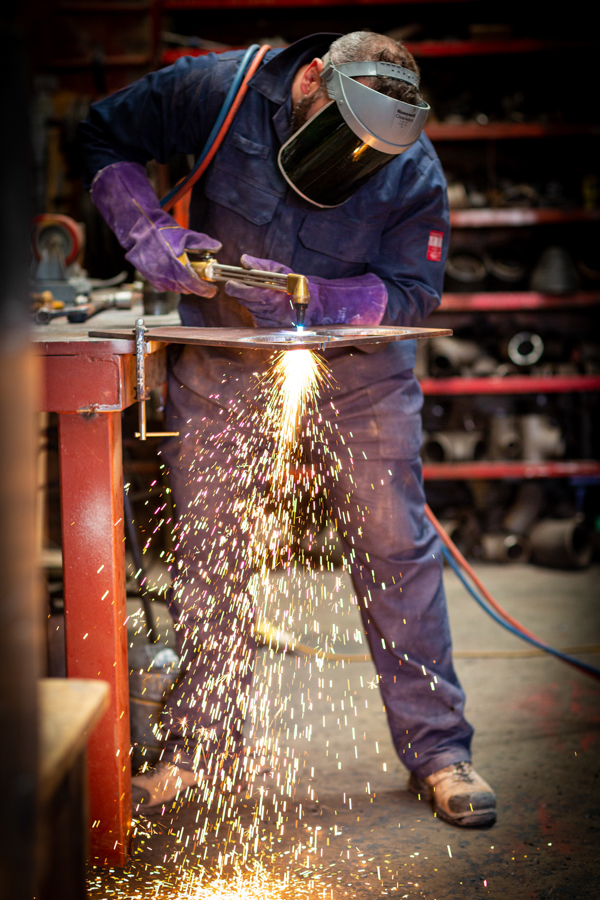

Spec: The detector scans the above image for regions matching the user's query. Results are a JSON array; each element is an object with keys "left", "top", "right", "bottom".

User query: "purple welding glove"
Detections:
[
  {"left": 225, "top": 254, "right": 388, "bottom": 328},
  {"left": 90, "top": 161, "right": 221, "bottom": 295}
]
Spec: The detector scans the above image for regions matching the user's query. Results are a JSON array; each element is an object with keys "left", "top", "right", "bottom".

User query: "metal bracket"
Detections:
[{"left": 134, "top": 317, "right": 180, "bottom": 441}]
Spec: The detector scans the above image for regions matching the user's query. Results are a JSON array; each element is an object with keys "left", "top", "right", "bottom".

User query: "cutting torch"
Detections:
[{"left": 189, "top": 256, "right": 310, "bottom": 330}]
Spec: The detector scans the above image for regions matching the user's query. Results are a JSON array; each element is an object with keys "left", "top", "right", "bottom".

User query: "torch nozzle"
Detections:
[{"left": 294, "top": 303, "right": 306, "bottom": 331}]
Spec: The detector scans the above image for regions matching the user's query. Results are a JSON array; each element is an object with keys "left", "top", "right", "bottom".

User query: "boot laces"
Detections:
[{"left": 452, "top": 761, "right": 474, "bottom": 783}]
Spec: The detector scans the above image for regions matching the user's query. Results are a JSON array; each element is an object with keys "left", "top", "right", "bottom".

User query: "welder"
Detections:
[{"left": 79, "top": 30, "right": 497, "bottom": 828}]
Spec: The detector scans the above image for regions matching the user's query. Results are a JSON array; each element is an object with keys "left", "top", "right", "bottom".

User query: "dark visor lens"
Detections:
[{"left": 279, "top": 102, "right": 395, "bottom": 207}]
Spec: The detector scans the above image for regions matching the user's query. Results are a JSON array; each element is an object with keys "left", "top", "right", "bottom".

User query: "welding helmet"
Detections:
[{"left": 278, "top": 57, "right": 430, "bottom": 208}]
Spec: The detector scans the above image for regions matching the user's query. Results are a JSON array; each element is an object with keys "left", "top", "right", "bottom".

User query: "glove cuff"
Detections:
[
  {"left": 90, "top": 161, "right": 165, "bottom": 251},
  {"left": 306, "top": 272, "right": 388, "bottom": 326}
]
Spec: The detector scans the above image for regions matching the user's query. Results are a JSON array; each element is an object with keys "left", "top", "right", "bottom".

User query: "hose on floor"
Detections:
[
  {"left": 257, "top": 510, "right": 600, "bottom": 677},
  {"left": 424, "top": 503, "right": 600, "bottom": 683}
]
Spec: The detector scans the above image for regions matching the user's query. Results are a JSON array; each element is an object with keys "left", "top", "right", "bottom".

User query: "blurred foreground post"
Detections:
[{"left": 0, "top": 16, "right": 42, "bottom": 900}]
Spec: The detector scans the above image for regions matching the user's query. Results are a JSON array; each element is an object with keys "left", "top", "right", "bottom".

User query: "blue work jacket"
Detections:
[{"left": 79, "top": 35, "right": 450, "bottom": 413}]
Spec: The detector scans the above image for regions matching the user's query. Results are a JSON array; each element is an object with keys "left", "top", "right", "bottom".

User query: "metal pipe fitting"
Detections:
[
  {"left": 520, "top": 414, "right": 565, "bottom": 462},
  {"left": 423, "top": 430, "right": 486, "bottom": 463},
  {"left": 429, "top": 336, "right": 481, "bottom": 376},
  {"left": 529, "top": 517, "right": 592, "bottom": 569},
  {"left": 502, "top": 482, "right": 545, "bottom": 535},
  {"left": 506, "top": 332, "right": 544, "bottom": 366},
  {"left": 489, "top": 415, "right": 522, "bottom": 461},
  {"left": 480, "top": 531, "right": 531, "bottom": 564}
]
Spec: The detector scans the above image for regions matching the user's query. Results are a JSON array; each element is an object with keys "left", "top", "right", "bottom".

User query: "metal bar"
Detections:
[
  {"left": 134, "top": 319, "right": 179, "bottom": 441},
  {"left": 123, "top": 489, "right": 157, "bottom": 644},
  {"left": 58, "top": 411, "right": 131, "bottom": 866},
  {"left": 210, "top": 274, "right": 289, "bottom": 291},
  {"left": 135, "top": 318, "right": 147, "bottom": 441},
  {"left": 213, "top": 264, "right": 288, "bottom": 283}
]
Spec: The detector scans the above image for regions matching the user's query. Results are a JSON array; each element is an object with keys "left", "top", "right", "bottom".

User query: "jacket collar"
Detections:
[{"left": 249, "top": 33, "right": 341, "bottom": 105}]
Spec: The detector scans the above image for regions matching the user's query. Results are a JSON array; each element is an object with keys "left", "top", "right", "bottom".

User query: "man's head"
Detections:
[
  {"left": 291, "top": 31, "right": 420, "bottom": 134},
  {"left": 281, "top": 31, "right": 429, "bottom": 207}
]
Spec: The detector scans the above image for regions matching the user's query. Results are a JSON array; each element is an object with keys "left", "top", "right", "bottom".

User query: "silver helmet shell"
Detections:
[{"left": 321, "top": 58, "right": 430, "bottom": 154}]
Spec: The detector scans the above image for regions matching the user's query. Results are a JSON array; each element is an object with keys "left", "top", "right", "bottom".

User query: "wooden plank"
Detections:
[{"left": 38, "top": 679, "right": 109, "bottom": 804}]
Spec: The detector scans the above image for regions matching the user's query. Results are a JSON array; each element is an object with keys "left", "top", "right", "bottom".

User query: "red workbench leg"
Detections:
[{"left": 58, "top": 411, "right": 131, "bottom": 867}]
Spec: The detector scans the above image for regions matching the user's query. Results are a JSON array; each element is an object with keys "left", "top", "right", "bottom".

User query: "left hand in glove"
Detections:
[{"left": 225, "top": 254, "right": 388, "bottom": 328}]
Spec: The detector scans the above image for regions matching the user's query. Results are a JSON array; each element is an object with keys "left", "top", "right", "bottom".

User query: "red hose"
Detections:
[
  {"left": 425, "top": 502, "right": 541, "bottom": 642},
  {"left": 162, "top": 44, "right": 271, "bottom": 212}
]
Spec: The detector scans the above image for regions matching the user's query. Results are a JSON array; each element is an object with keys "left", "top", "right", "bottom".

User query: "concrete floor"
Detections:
[{"left": 89, "top": 561, "right": 600, "bottom": 899}]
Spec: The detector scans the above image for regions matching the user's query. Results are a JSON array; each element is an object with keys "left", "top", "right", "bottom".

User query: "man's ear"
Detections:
[{"left": 300, "top": 57, "right": 325, "bottom": 96}]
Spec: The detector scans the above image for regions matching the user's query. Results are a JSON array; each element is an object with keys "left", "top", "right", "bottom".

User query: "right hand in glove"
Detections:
[{"left": 90, "top": 161, "right": 221, "bottom": 295}]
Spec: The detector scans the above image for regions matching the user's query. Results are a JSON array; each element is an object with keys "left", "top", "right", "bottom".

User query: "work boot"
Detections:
[
  {"left": 409, "top": 761, "right": 496, "bottom": 827},
  {"left": 131, "top": 760, "right": 198, "bottom": 809}
]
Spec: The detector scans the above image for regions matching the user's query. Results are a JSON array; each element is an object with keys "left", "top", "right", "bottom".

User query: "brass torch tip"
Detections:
[{"left": 287, "top": 273, "right": 309, "bottom": 331}]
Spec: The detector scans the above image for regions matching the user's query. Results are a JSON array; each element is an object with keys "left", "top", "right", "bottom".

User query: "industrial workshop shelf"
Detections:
[
  {"left": 57, "top": 1, "right": 152, "bottom": 10},
  {"left": 449, "top": 208, "right": 600, "bottom": 227},
  {"left": 437, "top": 292, "right": 600, "bottom": 312},
  {"left": 425, "top": 122, "right": 600, "bottom": 141},
  {"left": 403, "top": 38, "right": 592, "bottom": 58},
  {"left": 420, "top": 375, "right": 600, "bottom": 396},
  {"left": 49, "top": 53, "right": 152, "bottom": 69},
  {"left": 164, "top": 0, "right": 474, "bottom": 7},
  {"left": 422, "top": 460, "right": 600, "bottom": 480},
  {"left": 422, "top": 12, "right": 599, "bottom": 487}
]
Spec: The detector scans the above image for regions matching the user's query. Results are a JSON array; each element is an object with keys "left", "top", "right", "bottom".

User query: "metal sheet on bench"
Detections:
[{"left": 88, "top": 324, "right": 452, "bottom": 350}]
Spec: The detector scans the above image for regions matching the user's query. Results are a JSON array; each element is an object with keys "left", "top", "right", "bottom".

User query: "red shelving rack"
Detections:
[
  {"left": 164, "top": 0, "right": 473, "bottom": 7},
  {"left": 425, "top": 122, "right": 599, "bottom": 141},
  {"left": 449, "top": 208, "right": 600, "bottom": 227},
  {"left": 436, "top": 292, "right": 600, "bottom": 312},
  {"left": 422, "top": 460, "right": 600, "bottom": 480},
  {"left": 404, "top": 38, "right": 592, "bottom": 58},
  {"left": 49, "top": 53, "right": 152, "bottom": 68},
  {"left": 420, "top": 375, "right": 600, "bottom": 396}
]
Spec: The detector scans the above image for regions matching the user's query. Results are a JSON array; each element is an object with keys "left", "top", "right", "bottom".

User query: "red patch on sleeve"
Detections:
[{"left": 427, "top": 230, "right": 444, "bottom": 262}]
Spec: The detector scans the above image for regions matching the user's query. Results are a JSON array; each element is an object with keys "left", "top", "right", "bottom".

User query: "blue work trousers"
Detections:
[{"left": 160, "top": 364, "right": 473, "bottom": 779}]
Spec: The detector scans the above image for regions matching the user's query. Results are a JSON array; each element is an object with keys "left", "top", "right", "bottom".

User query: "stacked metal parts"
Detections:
[{"left": 420, "top": 319, "right": 598, "bottom": 568}]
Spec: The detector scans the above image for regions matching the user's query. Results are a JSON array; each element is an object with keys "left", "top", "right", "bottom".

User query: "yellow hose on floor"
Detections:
[{"left": 254, "top": 618, "right": 600, "bottom": 663}]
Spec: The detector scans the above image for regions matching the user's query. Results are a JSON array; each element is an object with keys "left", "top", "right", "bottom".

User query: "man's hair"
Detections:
[{"left": 327, "top": 31, "right": 420, "bottom": 105}]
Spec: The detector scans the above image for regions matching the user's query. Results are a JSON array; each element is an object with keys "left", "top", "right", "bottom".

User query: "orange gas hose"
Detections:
[
  {"left": 162, "top": 44, "right": 271, "bottom": 212},
  {"left": 424, "top": 502, "right": 539, "bottom": 641}
]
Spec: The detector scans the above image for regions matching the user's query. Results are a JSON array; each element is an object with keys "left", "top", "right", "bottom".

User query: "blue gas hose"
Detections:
[
  {"left": 441, "top": 546, "right": 600, "bottom": 682},
  {"left": 159, "top": 44, "right": 261, "bottom": 209}
]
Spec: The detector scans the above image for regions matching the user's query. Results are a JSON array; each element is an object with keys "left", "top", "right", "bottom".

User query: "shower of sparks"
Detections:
[
  {"left": 260, "top": 349, "right": 331, "bottom": 488},
  {"left": 108, "top": 344, "right": 409, "bottom": 898}
]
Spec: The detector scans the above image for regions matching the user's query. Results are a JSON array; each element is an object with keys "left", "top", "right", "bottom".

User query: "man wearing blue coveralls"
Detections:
[{"left": 80, "top": 30, "right": 497, "bottom": 827}]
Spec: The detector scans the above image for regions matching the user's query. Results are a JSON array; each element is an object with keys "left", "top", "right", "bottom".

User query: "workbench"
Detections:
[{"left": 34, "top": 305, "right": 177, "bottom": 867}]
